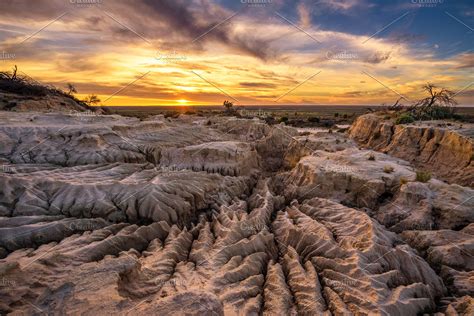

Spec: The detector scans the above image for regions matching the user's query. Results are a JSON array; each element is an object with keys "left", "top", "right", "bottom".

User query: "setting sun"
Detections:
[{"left": 0, "top": 0, "right": 471, "bottom": 106}]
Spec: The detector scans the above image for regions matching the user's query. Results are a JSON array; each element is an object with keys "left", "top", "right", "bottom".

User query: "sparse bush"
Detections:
[
  {"left": 264, "top": 116, "right": 277, "bottom": 125},
  {"left": 321, "top": 119, "right": 335, "bottom": 128},
  {"left": 66, "top": 83, "right": 77, "bottom": 95},
  {"left": 383, "top": 166, "right": 394, "bottom": 173},
  {"left": 83, "top": 94, "right": 101, "bottom": 106},
  {"left": 280, "top": 116, "right": 289, "bottom": 123},
  {"left": 400, "top": 177, "right": 408, "bottom": 185},
  {"left": 419, "top": 105, "right": 455, "bottom": 120},
  {"left": 223, "top": 100, "right": 234, "bottom": 113},
  {"left": 395, "top": 113, "right": 415, "bottom": 125},
  {"left": 415, "top": 171, "right": 431, "bottom": 183},
  {"left": 334, "top": 112, "right": 339, "bottom": 117},
  {"left": 308, "top": 117, "right": 320, "bottom": 123},
  {"left": 368, "top": 154, "right": 376, "bottom": 161}
]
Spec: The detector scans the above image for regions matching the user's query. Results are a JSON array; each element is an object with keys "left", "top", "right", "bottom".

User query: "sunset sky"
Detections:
[{"left": 1, "top": 0, "right": 472, "bottom": 106}]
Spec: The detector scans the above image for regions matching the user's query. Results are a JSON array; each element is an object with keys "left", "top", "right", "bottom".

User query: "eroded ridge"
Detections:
[
  {"left": 0, "top": 112, "right": 472, "bottom": 315},
  {"left": 272, "top": 198, "right": 445, "bottom": 315},
  {"left": 0, "top": 163, "right": 252, "bottom": 229}
]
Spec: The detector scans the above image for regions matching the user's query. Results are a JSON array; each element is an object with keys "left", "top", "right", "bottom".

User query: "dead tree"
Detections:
[
  {"left": 388, "top": 97, "right": 404, "bottom": 111},
  {"left": 414, "top": 83, "right": 457, "bottom": 108},
  {"left": 411, "top": 83, "right": 458, "bottom": 118},
  {"left": 11, "top": 65, "right": 17, "bottom": 80}
]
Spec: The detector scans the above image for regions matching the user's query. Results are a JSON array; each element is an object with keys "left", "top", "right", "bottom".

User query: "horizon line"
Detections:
[{"left": 95, "top": 104, "right": 474, "bottom": 108}]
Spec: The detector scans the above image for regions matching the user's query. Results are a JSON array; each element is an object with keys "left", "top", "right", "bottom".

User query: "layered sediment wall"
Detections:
[{"left": 349, "top": 114, "right": 474, "bottom": 187}]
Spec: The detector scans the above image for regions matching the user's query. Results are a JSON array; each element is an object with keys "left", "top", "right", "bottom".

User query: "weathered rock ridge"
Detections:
[
  {"left": 349, "top": 114, "right": 474, "bottom": 187},
  {"left": 0, "top": 111, "right": 472, "bottom": 315}
]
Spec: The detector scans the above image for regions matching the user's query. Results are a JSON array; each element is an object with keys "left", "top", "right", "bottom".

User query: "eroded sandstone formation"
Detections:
[
  {"left": 0, "top": 111, "right": 472, "bottom": 315},
  {"left": 349, "top": 114, "right": 474, "bottom": 187}
]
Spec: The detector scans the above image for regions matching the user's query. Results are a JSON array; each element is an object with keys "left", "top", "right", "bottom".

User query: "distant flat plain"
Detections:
[{"left": 104, "top": 105, "right": 474, "bottom": 122}]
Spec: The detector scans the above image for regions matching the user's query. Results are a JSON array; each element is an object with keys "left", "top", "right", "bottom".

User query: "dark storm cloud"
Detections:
[
  {"left": 0, "top": 0, "right": 275, "bottom": 61},
  {"left": 109, "top": 0, "right": 276, "bottom": 60},
  {"left": 135, "top": 0, "right": 272, "bottom": 60}
]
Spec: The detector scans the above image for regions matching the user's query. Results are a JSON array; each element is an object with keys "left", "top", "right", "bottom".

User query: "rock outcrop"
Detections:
[
  {"left": 0, "top": 111, "right": 472, "bottom": 315},
  {"left": 349, "top": 114, "right": 474, "bottom": 187}
]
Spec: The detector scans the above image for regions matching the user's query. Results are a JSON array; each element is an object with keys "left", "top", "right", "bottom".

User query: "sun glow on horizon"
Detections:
[{"left": 1, "top": 0, "right": 472, "bottom": 106}]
